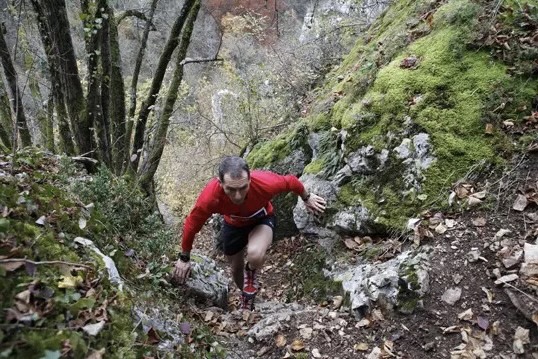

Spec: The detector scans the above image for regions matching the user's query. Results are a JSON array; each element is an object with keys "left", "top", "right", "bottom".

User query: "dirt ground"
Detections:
[{"left": 192, "top": 152, "right": 538, "bottom": 358}]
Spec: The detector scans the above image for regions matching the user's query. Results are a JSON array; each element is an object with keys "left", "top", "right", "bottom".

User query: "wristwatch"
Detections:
[{"left": 179, "top": 252, "right": 190, "bottom": 262}]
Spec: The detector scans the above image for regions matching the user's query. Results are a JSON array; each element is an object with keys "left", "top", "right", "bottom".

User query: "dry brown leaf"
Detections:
[
  {"left": 291, "top": 339, "right": 305, "bottom": 351},
  {"left": 354, "top": 342, "right": 369, "bottom": 351},
  {"left": 276, "top": 334, "right": 287, "bottom": 348},
  {"left": 344, "top": 237, "right": 358, "bottom": 250},
  {"left": 0, "top": 260, "right": 25, "bottom": 272},
  {"left": 85, "top": 348, "right": 105, "bottom": 359},
  {"left": 485, "top": 123, "right": 494, "bottom": 134},
  {"left": 204, "top": 311, "right": 214, "bottom": 322},
  {"left": 472, "top": 217, "right": 487, "bottom": 227},
  {"left": 467, "top": 196, "right": 483, "bottom": 207}
]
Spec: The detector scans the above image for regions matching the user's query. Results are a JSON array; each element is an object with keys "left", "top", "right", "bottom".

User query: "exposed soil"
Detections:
[{"left": 192, "top": 153, "right": 538, "bottom": 358}]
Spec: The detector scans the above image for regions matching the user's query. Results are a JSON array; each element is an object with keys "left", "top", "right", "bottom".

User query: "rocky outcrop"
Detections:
[{"left": 330, "top": 249, "right": 430, "bottom": 317}]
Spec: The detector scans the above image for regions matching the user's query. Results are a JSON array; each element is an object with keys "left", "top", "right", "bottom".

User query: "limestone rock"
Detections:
[
  {"left": 330, "top": 249, "right": 430, "bottom": 318},
  {"left": 184, "top": 254, "right": 228, "bottom": 309}
]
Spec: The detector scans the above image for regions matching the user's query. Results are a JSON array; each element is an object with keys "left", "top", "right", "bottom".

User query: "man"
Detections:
[{"left": 172, "top": 156, "right": 326, "bottom": 310}]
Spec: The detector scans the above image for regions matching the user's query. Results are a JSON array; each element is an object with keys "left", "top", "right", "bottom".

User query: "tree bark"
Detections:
[
  {"left": 41, "top": 0, "right": 93, "bottom": 155},
  {"left": 0, "top": 24, "right": 32, "bottom": 147},
  {"left": 129, "top": 0, "right": 196, "bottom": 172},
  {"left": 43, "top": 91, "right": 55, "bottom": 151},
  {"left": 107, "top": 7, "right": 127, "bottom": 175},
  {"left": 30, "top": 0, "right": 75, "bottom": 155},
  {"left": 0, "top": 75, "right": 13, "bottom": 149},
  {"left": 138, "top": 0, "right": 200, "bottom": 193},
  {"left": 126, "top": 0, "right": 159, "bottom": 170}
]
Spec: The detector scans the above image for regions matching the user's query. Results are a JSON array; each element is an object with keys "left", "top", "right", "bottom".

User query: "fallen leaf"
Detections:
[
  {"left": 467, "top": 196, "right": 483, "bottom": 207},
  {"left": 0, "top": 260, "right": 25, "bottom": 272},
  {"left": 57, "top": 275, "right": 83, "bottom": 289},
  {"left": 204, "top": 311, "right": 214, "bottom": 322},
  {"left": 146, "top": 327, "right": 161, "bottom": 344},
  {"left": 354, "top": 342, "right": 369, "bottom": 351},
  {"left": 458, "top": 308, "right": 473, "bottom": 321},
  {"left": 435, "top": 223, "right": 448, "bottom": 234},
  {"left": 35, "top": 216, "right": 46, "bottom": 226},
  {"left": 275, "top": 334, "right": 286, "bottom": 348},
  {"left": 344, "top": 237, "right": 358, "bottom": 250},
  {"left": 291, "top": 339, "right": 305, "bottom": 351},
  {"left": 513, "top": 194, "right": 528, "bottom": 211},
  {"left": 485, "top": 123, "right": 494, "bottom": 134},
  {"left": 481, "top": 287, "right": 493, "bottom": 303},
  {"left": 477, "top": 316, "right": 489, "bottom": 331},
  {"left": 472, "top": 217, "right": 487, "bottom": 227},
  {"left": 85, "top": 348, "right": 105, "bottom": 359},
  {"left": 82, "top": 321, "right": 106, "bottom": 336}
]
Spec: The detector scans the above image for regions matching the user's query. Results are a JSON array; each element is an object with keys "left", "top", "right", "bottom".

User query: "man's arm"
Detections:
[{"left": 258, "top": 171, "right": 326, "bottom": 214}]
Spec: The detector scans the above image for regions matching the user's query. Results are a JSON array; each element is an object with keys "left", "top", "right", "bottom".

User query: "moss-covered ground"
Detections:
[
  {"left": 0, "top": 149, "right": 223, "bottom": 358},
  {"left": 246, "top": 0, "right": 538, "bottom": 232}
]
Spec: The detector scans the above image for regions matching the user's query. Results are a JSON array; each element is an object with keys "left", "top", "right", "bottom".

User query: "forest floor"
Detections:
[{"left": 189, "top": 152, "right": 538, "bottom": 359}]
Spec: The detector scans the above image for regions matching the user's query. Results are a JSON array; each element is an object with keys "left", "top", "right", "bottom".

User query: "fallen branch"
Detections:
[
  {"left": 0, "top": 258, "right": 93, "bottom": 270},
  {"left": 180, "top": 57, "right": 223, "bottom": 65}
]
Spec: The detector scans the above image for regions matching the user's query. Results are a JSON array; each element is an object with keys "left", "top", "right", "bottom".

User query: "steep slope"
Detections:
[{"left": 247, "top": 0, "right": 537, "bottom": 237}]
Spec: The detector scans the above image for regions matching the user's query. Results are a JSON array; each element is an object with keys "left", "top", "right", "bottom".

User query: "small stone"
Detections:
[
  {"left": 492, "top": 268, "right": 501, "bottom": 278},
  {"left": 494, "top": 274, "right": 519, "bottom": 285},
  {"left": 453, "top": 274, "right": 463, "bottom": 285},
  {"left": 524, "top": 243, "right": 538, "bottom": 264},
  {"left": 423, "top": 342, "right": 435, "bottom": 351},
  {"left": 312, "top": 348, "right": 322, "bottom": 358},
  {"left": 441, "top": 287, "right": 462, "bottom": 305},
  {"left": 328, "top": 311, "right": 338, "bottom": 319},
  {"left": 466, "top": 249, "right": 481, "bottom": 263}
]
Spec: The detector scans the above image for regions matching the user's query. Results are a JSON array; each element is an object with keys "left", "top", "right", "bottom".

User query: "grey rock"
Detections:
[
  {"left": 330, "top": 249, "right": 430, "bottom": 318},
  {"left": 133, "top": 305, "right": 185, "bottom": 351},
  {"left": 524, "top": 243, "right": 538, "bottom": 264},
  {"left": 185, "top": 254, "right": 228, "bottom": 309},
  {"left": 74, "top": 237, "right": 124, "bottom": 291},
  {"left": 330, "top": 206, "right": 372, "bottom": 234},
  {"left": 247, "top": 301, "right": 317, "bottom": 340},
  {"left": 293, "top": 174, "right": 337, "bottom": 235},
  {"left": 441, "top": 287, "right": 462, "bottom": 305},
  {"left": 494, "top": 274, "right": 519, "bottom": 285}
]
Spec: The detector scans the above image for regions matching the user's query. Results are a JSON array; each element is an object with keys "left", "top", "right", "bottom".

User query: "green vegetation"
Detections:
[
  {"left": 249, "top": 0, "right": 538, "bottom": 232},
  {"left": 0, "top": 149, "right": 222, "bottom": 358},
  {"left": 285, "top": 242, "right": 344, "bottom": 303}
]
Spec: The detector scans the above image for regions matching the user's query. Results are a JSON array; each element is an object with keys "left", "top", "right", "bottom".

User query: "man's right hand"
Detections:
[{"left": 172, "top": 259, "right": 191, "bottom": 284}]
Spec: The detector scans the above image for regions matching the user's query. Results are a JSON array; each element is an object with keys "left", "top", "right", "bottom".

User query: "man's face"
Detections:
[{"left": 220, "top": 171, "right": 250, "bottom": 205}]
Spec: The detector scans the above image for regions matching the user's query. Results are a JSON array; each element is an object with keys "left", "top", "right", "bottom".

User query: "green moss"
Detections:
[
  {"left": 303, "top": 158, "right": 325, "bottom": 174},
  {"left": 247, "top": 135, "right": 290, "bottom": 169},
  {"left": 286, "top": 244, "right": 343, "bottom": 303}
]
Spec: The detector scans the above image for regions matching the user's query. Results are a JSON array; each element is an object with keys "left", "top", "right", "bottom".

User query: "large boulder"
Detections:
[
  {"left": 183, "top": 253, "right": 229, "bottom": 309},
  {"left": 330, "top": 248, "right": 430, "bottom": 318}
]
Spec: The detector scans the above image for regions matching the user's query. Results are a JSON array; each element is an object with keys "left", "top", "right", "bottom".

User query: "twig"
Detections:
[
  {"left": 0, "top": 258, "right": 93, "bottom": 269},
  {"left": 180, "top": 57, "right": 224, "bottom": 65},
  {"left": 501, "top": 280, "right": 538, "bottom": 303}
]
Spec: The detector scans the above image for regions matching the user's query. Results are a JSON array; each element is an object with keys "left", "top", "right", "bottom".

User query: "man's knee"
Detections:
[{"left": 246, "top": 246, "right": 266, "bottom": 268}]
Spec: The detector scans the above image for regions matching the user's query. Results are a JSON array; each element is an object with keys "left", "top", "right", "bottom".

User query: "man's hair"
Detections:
[{"left": 218, "top": 156, "right": 250, "bottom": 182}]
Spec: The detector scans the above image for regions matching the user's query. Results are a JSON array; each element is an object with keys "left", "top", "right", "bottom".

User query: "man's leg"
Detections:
[
  {"left": 246, "top": 224, "right": 273, "bottom": 269},
  {"left": 226, "top": 247, "right": 245, "bottom": 290}
]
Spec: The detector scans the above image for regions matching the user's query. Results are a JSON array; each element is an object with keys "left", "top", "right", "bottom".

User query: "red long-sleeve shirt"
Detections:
[{"left": 181, "top": 170, "right": 305, "bottom": 252}]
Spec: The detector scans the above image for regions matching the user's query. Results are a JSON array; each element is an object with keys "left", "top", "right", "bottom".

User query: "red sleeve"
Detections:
[
  {"left": 181, "top": 180, "right": 218, "bottom": 252},
  {"left": 255, "top": 171, "right": 305, "bottom": 197}
]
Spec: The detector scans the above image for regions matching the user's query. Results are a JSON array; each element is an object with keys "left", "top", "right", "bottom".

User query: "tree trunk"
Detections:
[
  {"left": 126, "top": 0, "right": 159, "bottom": 166},
  {"left": 0, "top": 75, "right": 13, "bottom": 149},
  {"left": 41, "top": 0, "right": 93, "bottom": 155},
  {"left": 138, "top": 0, "right": 200, "bottom": 193},
  {"left": 107, "top": 7, "right": 127, "bottom": 175},
  {"left": 43, "top": 91, "right": 55, "bottom": 151},
  {"left": 0, "top": 24, "right": 32, "bottom": 147},
  {"left": 81, "top": 0, "right": 111, "bottom": 165},
  {"left": 30, "top": 0, "right": 75, "bottom": 155},
  {"left": 129, "top": 0, "right": 196, "bottom": 172}
]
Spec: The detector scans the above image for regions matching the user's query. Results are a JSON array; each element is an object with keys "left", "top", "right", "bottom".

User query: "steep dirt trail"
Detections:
[{"left": 191, "top": 153, "right": 538, "bottom": 358}]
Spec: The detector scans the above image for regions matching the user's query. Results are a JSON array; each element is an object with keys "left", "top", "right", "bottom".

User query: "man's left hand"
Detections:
[{"left": 305, "top": 193, "right": 326, "bottom": 214}]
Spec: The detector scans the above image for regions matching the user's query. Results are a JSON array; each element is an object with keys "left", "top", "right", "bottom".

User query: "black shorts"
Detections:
[{"left": 217, "top": 216, "right": 276, "bottom": 256}]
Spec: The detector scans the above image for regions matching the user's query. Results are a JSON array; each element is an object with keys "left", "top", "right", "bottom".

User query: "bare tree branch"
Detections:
[{"left": 116, "top": 9, "right": 157, "bottom": 30}]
